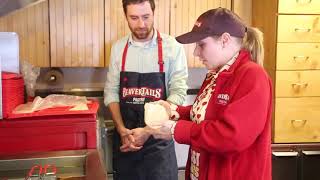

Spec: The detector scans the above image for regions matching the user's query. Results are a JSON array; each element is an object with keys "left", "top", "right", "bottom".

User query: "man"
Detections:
[{"left": 104, "top": 0, "right": 188, "bottom": 179}]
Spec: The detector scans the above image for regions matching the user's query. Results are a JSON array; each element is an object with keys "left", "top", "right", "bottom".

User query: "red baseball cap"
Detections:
[{"left": 176, "top": 8, "right": 246, "bottom": 44}]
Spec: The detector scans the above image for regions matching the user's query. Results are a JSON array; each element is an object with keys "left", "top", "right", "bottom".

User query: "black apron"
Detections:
[{"left": 113, "top": 31, "right": 178, "bottom": 180}]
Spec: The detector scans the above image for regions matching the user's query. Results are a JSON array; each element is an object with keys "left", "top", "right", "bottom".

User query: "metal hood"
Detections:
[{"left": 0, "top": 0, "right": 42, "bottom": 17}]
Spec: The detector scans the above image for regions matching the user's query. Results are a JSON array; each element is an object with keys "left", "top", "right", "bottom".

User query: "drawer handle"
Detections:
[
  {"left": 291, "top": 119, "right": 307, "bottom": 127},
  {"left": 272, "top": 151, "right": 298, "bottom": 157},
  {"left": 296, "top": 0, "right": 312, "bottom": 4},
  {"left": 293, "top": 56, "right": 309, "bottom": 62},
  {"left": 291, "top": 82, "right": 308, "bottom": 88},
  {"left": 294, "top": 28, "right": 311, "bottom": 32},
  {"left": 302, "top": 151, "right": 320, "bottom": 156}
]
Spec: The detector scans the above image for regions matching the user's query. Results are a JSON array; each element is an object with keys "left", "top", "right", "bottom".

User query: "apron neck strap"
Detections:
[
  {"left": 157, "top": 31, "right": 164, "bottom": 72},
  {"left": 121, "top": 30, "right": 164, "bottom": 72},
  {"left": 121, "top": 42, "right": 129, "bottom": 72}
]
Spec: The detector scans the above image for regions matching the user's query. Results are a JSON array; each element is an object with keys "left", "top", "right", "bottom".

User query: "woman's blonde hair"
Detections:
[
  {"left": 242, "top": 27, "right": 264, "bottom": 66},
  {"left": 223, "top": 9, "right": 264, "bottom": 66}
]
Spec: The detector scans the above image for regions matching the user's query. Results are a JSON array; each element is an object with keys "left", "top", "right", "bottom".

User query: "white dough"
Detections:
[{"left": 144, "top": 102, "right": 169, "bottom": 128}]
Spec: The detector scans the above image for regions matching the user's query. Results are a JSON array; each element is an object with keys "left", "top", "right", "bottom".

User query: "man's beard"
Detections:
[{"left": 130, "top": 24, "right": 154, "bottom": 40}]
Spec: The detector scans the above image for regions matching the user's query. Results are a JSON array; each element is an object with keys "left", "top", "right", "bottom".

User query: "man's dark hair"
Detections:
[{"left": 122, "top": 0, "right": 155, "bottom": 14}]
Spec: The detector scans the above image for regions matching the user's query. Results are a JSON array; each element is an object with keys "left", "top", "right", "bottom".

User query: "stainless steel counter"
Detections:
[
  {"left": 0, "top": 150, "right": 91, "bottom": 179},
  {"left": 104, "top": 120, "right": 115, "bottom": 174}
]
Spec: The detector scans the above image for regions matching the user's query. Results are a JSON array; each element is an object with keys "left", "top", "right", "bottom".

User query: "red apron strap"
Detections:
[
  {"left": 121, "top": 30, "right": 164, "bottom": 72},
  {"left": 121, "top": 41, "right": 129, "bottom": 72},
  {"left": 157, "top": 30, "right": 164, "bottom": 73}
]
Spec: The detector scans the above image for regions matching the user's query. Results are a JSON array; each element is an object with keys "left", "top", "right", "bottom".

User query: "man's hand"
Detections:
[
  {"left": 131, "top": 127, "right": 152, "bottom": 147},
  {"left": 118, "top": 127, "right": 142, "bottom": 152}
]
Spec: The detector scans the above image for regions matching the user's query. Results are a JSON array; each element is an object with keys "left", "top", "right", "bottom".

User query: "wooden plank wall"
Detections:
[
  {"left": 170, "top": 0, "right": 232, "bottom": 68},
  {"left": 105, "top": 0, "right": 170, "bottom": 66},
  {"left": 49, "top": 0, "right": 104, "bottom": 67},
  {"left": 0, "top": 0, "right": 251, "bottom": 68},
  {"left": 105, "top": 0, "right": 128, "bottom": 67},
  {"left": 233, "top": 0, "right": 252, "bottom": 26},
  {"left": 0, "top": 1, "right": 49, "bottom": 67}
]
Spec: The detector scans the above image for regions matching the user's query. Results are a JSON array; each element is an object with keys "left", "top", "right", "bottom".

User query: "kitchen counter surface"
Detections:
[{"left": 0, "top": 149, "right": 107, "bottom": 180}]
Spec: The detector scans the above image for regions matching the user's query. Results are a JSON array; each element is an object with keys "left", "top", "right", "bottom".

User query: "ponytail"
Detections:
[{"left": 242, "top": 27, "right": 264, "bottom": 66}]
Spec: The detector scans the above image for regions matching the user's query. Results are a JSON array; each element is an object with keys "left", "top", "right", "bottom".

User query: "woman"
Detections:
[{"left": 151, "top": 8, "right": 273, "bottom": 180}]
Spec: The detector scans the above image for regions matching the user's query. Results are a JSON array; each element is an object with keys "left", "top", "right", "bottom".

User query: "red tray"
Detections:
[{"left": 7, "top": 100, "right": 99, "bottom": 120}]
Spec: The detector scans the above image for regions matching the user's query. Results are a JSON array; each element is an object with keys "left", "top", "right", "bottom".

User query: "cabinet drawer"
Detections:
[
  {"left": 277, "top": 43, "right": 320, "bottom": 70},
  {"left": 278, "top": 0, "right": 320, "bottom": 14},
  {"left": 274, "top": 97, "right": 320, "bottom": 143},
  {"left": 276, "top": 70, "right": 320, "bottom": 97},
  {"left": 277, "top": 15, "right": 320, "bottom": 43}
]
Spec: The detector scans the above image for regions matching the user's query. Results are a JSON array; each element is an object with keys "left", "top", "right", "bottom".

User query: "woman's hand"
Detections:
[
  {"left": 156, "top": 100, "right": 172, "bottom": 117},
  {"left": 151, "top": 120, "right": 176, "bottom": 140}
]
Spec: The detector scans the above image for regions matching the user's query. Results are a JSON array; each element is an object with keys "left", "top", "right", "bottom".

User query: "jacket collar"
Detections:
[{"left": 218, "top": 49, "right": 251, "bottom": 77}]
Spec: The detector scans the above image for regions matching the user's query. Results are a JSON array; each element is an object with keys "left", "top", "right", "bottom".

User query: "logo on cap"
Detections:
[{"left": 194, "top": 21, "right": 202, "bottom": 27}]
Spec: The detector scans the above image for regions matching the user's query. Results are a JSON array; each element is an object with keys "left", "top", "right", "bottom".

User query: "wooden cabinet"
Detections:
[
  {"left": 276, "top": 71, "right": 320, "bottom": 97},
  {"left": 0, "top": 1, "right": 50, "bottom": 67},
  {"left": 278, "top": 0, "right": 320, "bottom": 14},
  {"left": 275, "top": 97, "right": 320, "bottom": 143},
  {"left": 253, "top": 0, "right": 320, "bottom": 143},
  {"left": 277, "top": 15, "right": 320, "bottom": 43},
  {"left": 276, "top": 43, "right": 320, "bottom": 70},
  {"left": 49, "top": 0, "right": 104, "bottom": 67}
]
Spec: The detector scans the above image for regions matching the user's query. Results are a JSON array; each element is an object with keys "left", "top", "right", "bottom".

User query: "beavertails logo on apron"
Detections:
[{"left": 122, "top": 87, "right": 162, "bottom": 99}]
